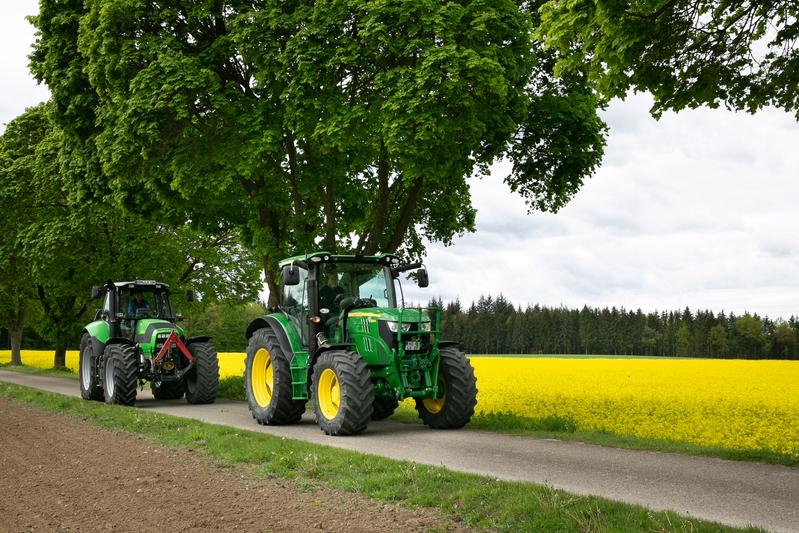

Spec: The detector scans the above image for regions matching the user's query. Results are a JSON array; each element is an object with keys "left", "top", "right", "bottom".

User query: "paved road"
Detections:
[{"left": 2, "top": 370, "right": 797, "bottom": 532}]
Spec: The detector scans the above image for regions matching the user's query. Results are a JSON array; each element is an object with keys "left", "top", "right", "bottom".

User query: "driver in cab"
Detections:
[{"left": 128, "top": 291, "right": 150, "bottom": 316}]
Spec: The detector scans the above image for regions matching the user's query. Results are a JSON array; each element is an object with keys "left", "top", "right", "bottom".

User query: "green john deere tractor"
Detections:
[
  {"left": 244, "top": 252, "right": 477, "bottom": 436},
  {"left": 80, "top": 280, "right": 219, "bottom": 406}
]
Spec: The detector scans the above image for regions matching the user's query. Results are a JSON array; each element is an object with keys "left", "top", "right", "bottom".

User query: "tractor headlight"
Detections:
[
  {"left": 386, "top": 321, "right": 411, "bottom": 333},
  {"left": 420, "top": 322, "right": 431, "bottom": 332}
]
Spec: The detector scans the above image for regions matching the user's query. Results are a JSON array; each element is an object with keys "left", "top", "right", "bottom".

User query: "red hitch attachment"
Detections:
[{"left": 152, "top": 331, "right": 193, "bottom": 365}]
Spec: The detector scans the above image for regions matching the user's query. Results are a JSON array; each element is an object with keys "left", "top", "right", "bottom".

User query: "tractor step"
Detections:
[{"left": 290, "top": 351, "right": 309, "bottom": 400}]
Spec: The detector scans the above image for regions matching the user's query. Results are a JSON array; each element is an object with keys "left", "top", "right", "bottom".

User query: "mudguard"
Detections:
[
  {"left": 105, "top": 336, "right": 135, "bottom": 347},
  {"left": 438, "top": 340, "right": 462, "bottom": 350},
  {"left": 186, "top": 336, "right": 212, "bottom": 345},
  {"left": 245, "top": 315, "right": 296, "bottom": 360}
]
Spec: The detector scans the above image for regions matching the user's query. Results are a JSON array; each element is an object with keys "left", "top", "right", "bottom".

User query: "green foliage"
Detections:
[
  {"left": 186, "top": 301, "right": 266, "bottom": 352},
  {"left": 30, "top": 0, "right": 607, "bottom": 303},
  {"left": 537, "top": 0, "right": 799, "bottom": 117},
  {"left": 433, "top": 296, "right": 796, "bottom": 359},
  {"left": 0, "top": 104, "right": 262, "bottom": 365}
]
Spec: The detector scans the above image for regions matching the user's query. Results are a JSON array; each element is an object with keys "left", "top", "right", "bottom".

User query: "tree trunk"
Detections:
[
  {"left": 53, "top": 342, "right": 67, "bottom": 369},
  {"left": 8, "top": 323, "right": 23, "bottom": 366},
  {"left": 262, "top": 254, "right": 280, "bottom": 308}
]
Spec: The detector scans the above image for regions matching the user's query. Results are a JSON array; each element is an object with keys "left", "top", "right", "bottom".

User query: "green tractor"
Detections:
[
  {"left": 80, "top": 280, "right": 219, "bottom": 406},
  {"left": 244, "top": 252, "right": 477, "bottom": 436}
]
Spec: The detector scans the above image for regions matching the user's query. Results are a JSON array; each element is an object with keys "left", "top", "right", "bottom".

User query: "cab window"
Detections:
[{"left": 281, "top": 267, "right": 309, "bottom": 346}]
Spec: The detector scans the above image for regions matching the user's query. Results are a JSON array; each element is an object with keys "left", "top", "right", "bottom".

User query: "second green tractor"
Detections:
[{"left": 244, "top": 252, "right": 477, "bottom": 436}]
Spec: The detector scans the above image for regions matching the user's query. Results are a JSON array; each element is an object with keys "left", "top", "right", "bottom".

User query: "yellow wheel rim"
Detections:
[
  {"left": 423, "top": 374, "right": 446, "bottom": 414},
  {"left": 251, "top": 348, "right": 274, "bottom": 408},
  {"left": 317, "top": 368, "right": 341, "bottom": 420}
]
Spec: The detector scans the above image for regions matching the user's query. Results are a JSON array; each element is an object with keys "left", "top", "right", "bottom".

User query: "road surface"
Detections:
[{"left": 1, "top": 370, "right": 797, "bottom": 532}]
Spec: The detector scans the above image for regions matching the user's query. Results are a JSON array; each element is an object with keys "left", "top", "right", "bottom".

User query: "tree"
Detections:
[
  {"left": 735, "top": 314, "right": 766, "bottom": 359},
  {"left": 773, "top": 321, "right": 797, "bottom": 359},
  {"left": 0, "top": 106, "right": 47, "bottom": 365},
  {"left": 707, "top": 323, "right": 730, "bottom": 358},
  {"left": 31, "top": 0, "right": 607, "bottom": 305},
  {"left": 675, "top": 323, "right": 692, "bottom": 357},
  {"left": 538, "top": 1, "right": 799, "bottom": 118},
  {"left": 4, "top": 105, "right": 262, "bottom": 367}
]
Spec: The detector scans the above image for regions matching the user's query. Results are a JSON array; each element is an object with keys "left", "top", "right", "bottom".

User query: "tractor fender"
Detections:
[
  {"left": 437, "top": 340, "right": 461, "bottom": 350},
  {"left": 83, "top": 330, "right": 106, "bottom": 361},
  {"left": 105, "top": 337, "right": 135, "bottom": 348},
  {"left": 245, "top": 317, "right": 270, "bottom": 340},
  {"left": 246, "top": 316, "right": 295, "bottom": 360},
  {"left": 186, "top": 336, "right": 212, "bottom": 345}
]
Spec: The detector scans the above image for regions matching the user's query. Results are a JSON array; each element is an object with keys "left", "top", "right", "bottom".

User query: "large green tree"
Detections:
[
  {"left": 538, "top": 0, "right": 799, "bottom": 117},
  {"left": 31, "top": 0, "right": 607, "bottom": 305},
  {"left": 0, "top": 105, "right": 50, "bottom": 365},
  {"left": 3, "top": 104, "right": 262, "bottom": 368}
]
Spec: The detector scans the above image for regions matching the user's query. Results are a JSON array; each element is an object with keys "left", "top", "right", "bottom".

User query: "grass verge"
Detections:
[
  {"left": 0, "top": 362, "right": 78, "bottom": 379},
  {"left": 0, "top": 381, "right": 758, "bottom": 533}
]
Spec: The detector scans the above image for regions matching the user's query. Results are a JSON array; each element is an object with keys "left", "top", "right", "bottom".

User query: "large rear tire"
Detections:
[
  {"left": 244, "top": 328, "right": 305, "bottom": 424},
  {"left": 101, "top": 344, "right": 138, "bottom": 406},
  {"left": 79, "top": 334, "right": 103, "bottom": 401},
  {"left": 311, "top": 350, "right": 373, "bottom": 436},
  {"left": 415, "top": 347, "right": 477, "bottom": 429},
  {"left": 185, "top": 341, "right": 219, "bottom": 404},
  {"left": 151, "top": 380, "right": 185, "bottom": 400},
  {"left": 371, "top": 397, "right": 398, "bottom": 420}
]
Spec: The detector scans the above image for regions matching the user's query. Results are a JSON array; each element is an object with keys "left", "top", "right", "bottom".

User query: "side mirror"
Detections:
[
  {"left": 282, "top": 265, "right": 300, "bottom": 286},
  {"left": 91, "top": 286, "right": 101, "bottom": 299},
  {"left": 185, "top": 290, "right": 194, "bottom": 303},
  {"left": 175, "top": 313, "right": 184, "bottom": 322},
  {"left": 417, "top": 268, "right": 429, "bottom": 288}
]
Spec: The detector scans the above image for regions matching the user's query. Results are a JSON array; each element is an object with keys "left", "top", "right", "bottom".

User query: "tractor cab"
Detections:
[
  {"left": 92, "top": 281, "right": 180, "bottom": 340},
  {"left": 277, "top": 252, "right": 430, "bottom": 356}
]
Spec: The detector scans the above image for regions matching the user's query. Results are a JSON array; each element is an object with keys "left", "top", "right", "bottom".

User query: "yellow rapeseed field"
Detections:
[{"left": 3, "top": 350, "right": 797, "bottom": 456}]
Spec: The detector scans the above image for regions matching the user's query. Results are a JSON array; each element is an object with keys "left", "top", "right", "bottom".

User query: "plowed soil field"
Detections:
[{"left": 0, "top": 398, "right": 466, "bottom": 532}]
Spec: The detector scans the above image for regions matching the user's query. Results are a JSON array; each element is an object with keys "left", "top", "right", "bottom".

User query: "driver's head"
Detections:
[
  {"left": 327, "top": 273, "right": 338, "bottom": 286},
  {"left": 134, "top": 292, "right": 144, "bottom": 302}
]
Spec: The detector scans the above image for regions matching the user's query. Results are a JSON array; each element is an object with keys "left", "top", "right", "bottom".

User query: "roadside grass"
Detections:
[
  {"left": 0, "top": 382, "right": 759, "bottom": 533},
  {"left": 217, "top": 376, "right": 245, "bottom": 401},
  {"left": 0, "top": 362, "right": 78, "bottom": 379}
]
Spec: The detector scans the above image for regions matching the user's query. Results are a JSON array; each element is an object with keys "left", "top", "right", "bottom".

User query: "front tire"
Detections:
[
  {"left": 185, "top": 341, "right": 219, "bottom": 404},
  {"left": 244, "top": 328, "right": 305, "bottom": 424},
  {"left": 311, "top": 350, "right": 373, "bottom": 435},
  {"left": 151, "top": 380, "right": 185, "bottom": 400},
  {"left": 101, "top": 344, "right": 138, "bottom": 406},
  {"left": 415, "top": 347, "right": 477, "bottom": 429},
  {"left": 371, "top": 397, "right": 398, "bottom": 420},
  {"left": 79, "top": 334, "right": 103, "bottom": 401}
]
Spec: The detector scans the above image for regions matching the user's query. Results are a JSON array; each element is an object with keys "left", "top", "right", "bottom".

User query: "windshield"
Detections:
[
  {"left": 118, "top": 288, "right": 173, "bottom": 319},
  {"left": 319, "top": 263, "right": 392, "bottom": 311}
]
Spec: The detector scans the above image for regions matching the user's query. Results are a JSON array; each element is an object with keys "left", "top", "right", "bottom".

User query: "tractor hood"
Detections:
[
  {"left": 134, "top": 319, "right": 184, "bottom": 343},
  {"left": 348, "top": 307, "right": 431, "bottom": 326}
]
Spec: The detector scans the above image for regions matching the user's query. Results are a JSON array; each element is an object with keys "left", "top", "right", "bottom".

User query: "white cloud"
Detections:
[{"left": 407, "top": 95, "right": 799, "bottom": 319}]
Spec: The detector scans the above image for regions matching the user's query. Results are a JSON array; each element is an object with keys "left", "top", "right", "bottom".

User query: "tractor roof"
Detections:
[
  {"left": 278, "top": 251, "right": 398, "bottom": 268},
  {"left": 113, "top": 280, "right": 170, "bottom": 290}
]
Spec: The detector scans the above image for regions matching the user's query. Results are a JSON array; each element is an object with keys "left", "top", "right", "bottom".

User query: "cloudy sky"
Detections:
[{"left": 4, "top": 4, "right": 799, "bottom": 319}]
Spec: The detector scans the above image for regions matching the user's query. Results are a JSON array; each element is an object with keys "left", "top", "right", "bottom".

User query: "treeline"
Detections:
[{"left": 431, "top": 295, "right": 799, "bottom": 359}]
